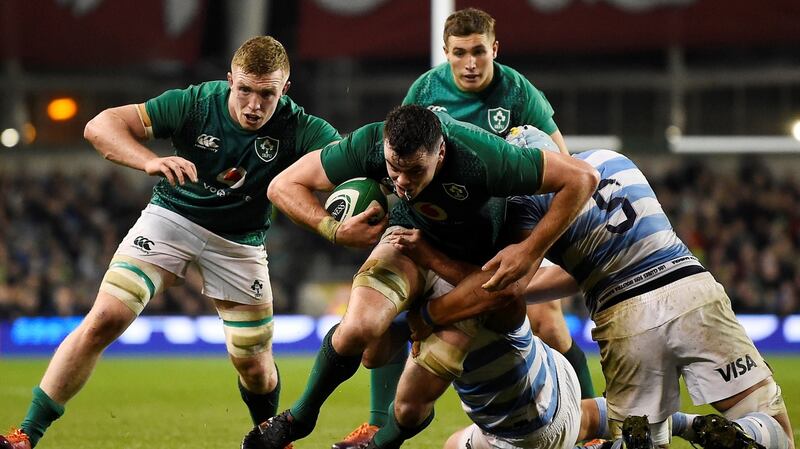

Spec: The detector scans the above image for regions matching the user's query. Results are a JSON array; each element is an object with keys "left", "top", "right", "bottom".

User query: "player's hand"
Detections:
[
  {"left": 481, "top": 242, "right": 543, "bottom": 291},
  {"left": 144, "top": 156, "right": 198, "bottom": 186},
  {"left": 385, "top": 228, "right": 434, "bottom": 268},
  {"left": 407, "top": 306, "right": 434, "bottom": 343},
  {"left": 335, "top": 204, "right": 388, "bottom": 247}
]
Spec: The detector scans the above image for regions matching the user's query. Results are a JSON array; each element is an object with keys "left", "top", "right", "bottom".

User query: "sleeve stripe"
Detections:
[{"left": 136, "top": 103, "right": 154, "bottom": 140}]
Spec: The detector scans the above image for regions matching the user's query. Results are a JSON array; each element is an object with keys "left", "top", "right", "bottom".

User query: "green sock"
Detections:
[
  {"left": 20, "top": 386, "right": 65, "bottom": 448},
  {"left": 238, "top": 362, "right": 280, "bottom": 425},
  {"left": 369, "top": 345, "right": 407, "bottom": 427},
  {"left": 290, "top": 324, "right": 361, "bottom": 430},
  {"left": 563, "top": 339, "right": 596, "bottom": 399},
  {"left": 373, "top": 402, "right": 434, "bottom": 449}
]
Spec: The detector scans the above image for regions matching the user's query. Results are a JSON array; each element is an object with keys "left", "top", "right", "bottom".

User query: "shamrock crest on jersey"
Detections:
[
  {"left": 255, "top": 136, "right": 280, "bottom": 162},
  {"left": 487, "top": 107, "right": 511, "bottom": 134}
]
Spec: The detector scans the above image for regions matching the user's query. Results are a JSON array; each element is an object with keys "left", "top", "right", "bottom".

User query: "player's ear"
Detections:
[
  {"left": 227, "top": 72, "right": 233, "bottom": 86},
  {"left": 492, "top": 40, "right": 499, "bottom": 59},
  {"left": 282, "top": 80, "right": 291, "bottom": 95}
]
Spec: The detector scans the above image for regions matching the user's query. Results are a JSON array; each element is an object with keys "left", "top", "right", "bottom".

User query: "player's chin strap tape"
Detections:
[
  {"left": 723, "top": 378, "right": 787, "bottom": 420},
  {"left": 218, "top": 306, "right": 274, "bottom": 358},
  {"left": 352, "top": 259, "right": 425, "bottom": 312},
  {"left": 100, "top": 255, "right": 163, "bottom": 315}
]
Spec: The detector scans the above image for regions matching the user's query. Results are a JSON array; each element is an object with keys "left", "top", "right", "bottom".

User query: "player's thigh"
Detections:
[
  {"left": 592, "top": 304, "right": 681, "bottom": 423},
  {"left": 525, "top": 300, "right": 571, "bottom": 352},
  {"left": 342, "top": 230, "right": 429, "bottom": 335},
  {"left": 214, "top": 297, "right": 275, "bottom": 363},
  {"left": 198, "top": 234, "right": 273, "bottom": 305},
  {"left": 674, "top": 280, "right": 772, "bottom": 406}
]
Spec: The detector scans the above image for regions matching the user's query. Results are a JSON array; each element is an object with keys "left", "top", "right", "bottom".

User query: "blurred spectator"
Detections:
[{"left": 1, "top": 155, "right": 799, "bottom": 319}]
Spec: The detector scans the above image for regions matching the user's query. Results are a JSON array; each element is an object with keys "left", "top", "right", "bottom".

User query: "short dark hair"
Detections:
[
  {"left": 443, "top": 8, "right": 496, "bottom": 44},
  {"left": 383, "top": 105, "right": 442, "bottom": 157}
]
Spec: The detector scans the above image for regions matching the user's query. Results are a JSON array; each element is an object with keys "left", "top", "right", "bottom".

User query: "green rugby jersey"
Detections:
[
  {"left": 320, "top": 113, "right": 544, "bottom": 264},
  {"left": 403, "top": 62, "right": 556, "bottom": 136},
  {"left": 145, "top": 81, "right": 340, "bottom": 245}
]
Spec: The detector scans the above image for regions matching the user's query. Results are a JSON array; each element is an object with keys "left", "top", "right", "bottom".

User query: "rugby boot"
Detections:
[
  {"left": 332, "top": 423, "right": 380, "bottom": 449},
  {"left": 621, "top": 415, "right": 654, "bottom": 449},
  {"left": 692, "top": 414, "right": 765, "bottom": 449},
  {"left": 0, "top": 428, "right": 31, "bottom": 449},
  {"left": 241, "top": 410, "right": 310, "bottom": 449},
  {"left": 581, "top": 438, "right": 614, "bottom": 448}
]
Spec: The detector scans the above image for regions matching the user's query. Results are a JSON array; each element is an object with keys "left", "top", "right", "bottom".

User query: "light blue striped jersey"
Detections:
[
  {"left": 507, "top": 149, "right": 702, "bottom": 316},
  {"left": 454, "top": 318, "right": 559, "bottom": 438}
]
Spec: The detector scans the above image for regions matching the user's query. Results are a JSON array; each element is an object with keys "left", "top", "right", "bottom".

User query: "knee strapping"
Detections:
[
  {"left": 413, "top": 334, "right": 466, "bottom": 381},
  {"left": 219, "top": 307, "right": 274, "bottom": 358},
  {"left": 99, "top": 255, "right": 163, "bottom": 315},
  {"left": 352, "top": 259, "right": 423, "bottom": 312},
  {"left": 723, "top": 379, "right": 787, "bottom": 420}
]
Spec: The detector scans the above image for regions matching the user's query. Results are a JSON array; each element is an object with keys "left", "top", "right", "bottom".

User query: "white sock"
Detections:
[
  {"left": 671, "top": 412, "right": 699, "bottom": 442},
  {"left": 734, "top": 412, "right": 789, "bottom": 449}
]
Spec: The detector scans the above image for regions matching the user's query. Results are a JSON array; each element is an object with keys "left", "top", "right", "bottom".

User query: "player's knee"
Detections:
[
  {"left": 99, "top": 255, "right": 164, "bottom": 315},
  {"left": 393, "top": 396, "right": 429, "bottom": 428},
  {"left": 219, "top": 307, "right": 274, "bottom": 358},
  {"left": 413, "top": 334, "right": 466, "bottom": 381},
  {"left": 352, "top": 258, "right": 423, "bottom": 313},
  {"left": 77, "top": 312, "right": 131, "bottom": 350},
  {"left": 722, "top": 377, "right": 787, "bottom": 420}
]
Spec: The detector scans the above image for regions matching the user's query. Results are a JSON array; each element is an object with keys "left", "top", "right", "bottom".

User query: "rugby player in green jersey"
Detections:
[
  {"left": 0, "top": 36, "right": 340, "bottom": 449},
  {"left": 331, "top": 8, "right": 594, "bottom": 449},
  {"left": 241, "top": 104, "right": 598, "bottom": 449}
]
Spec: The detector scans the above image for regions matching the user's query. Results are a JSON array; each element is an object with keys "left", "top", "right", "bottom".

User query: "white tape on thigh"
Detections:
[
  {"left": 414, "top": 333, "right": 466, "bottom": 381},
  {"left": 723, "top": 380, "right": 787, "bottom": 419},
  {"left": 99, "top": 255, "right": 163, "bottom": 315},
  {"left": 218, "top": 307, "right": 274, "bottom": 357}
]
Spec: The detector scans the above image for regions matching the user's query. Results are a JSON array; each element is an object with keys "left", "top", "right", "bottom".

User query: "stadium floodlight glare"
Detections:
[
  {"left": 791, "top": 120, "right": 800, "bottom": 142},
  {"left": 47, "top": 97, "right": 78, "bottom": 121},
  {"left": 1, "top": 128, "right": 20, "bottom": 147}
]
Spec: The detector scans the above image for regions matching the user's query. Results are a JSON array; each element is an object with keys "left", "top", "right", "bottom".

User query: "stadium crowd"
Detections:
[{"left": 1, "top": 155, "right": 798, "bottom": 320}]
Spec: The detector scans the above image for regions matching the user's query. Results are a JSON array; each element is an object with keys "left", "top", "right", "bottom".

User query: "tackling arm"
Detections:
[{"left": 482, "top": 151, "right": 599, "bottom": 291}]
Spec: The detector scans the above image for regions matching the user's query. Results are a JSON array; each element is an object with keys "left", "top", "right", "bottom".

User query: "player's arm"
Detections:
[
  {"left": 84, "top": 104, "right": 197, "bottom": 185},
  {"left": 483, "top": 150, "right": 598, "bottom": 291},
  {"left": 549, "top": 129, "right": 569, "bottom": 155},
  {"left": 525, "top": 265, "right": 579, "bottom": 302},
  {"left": 268, "top": 150, "right": 385, "bottom": 247}
]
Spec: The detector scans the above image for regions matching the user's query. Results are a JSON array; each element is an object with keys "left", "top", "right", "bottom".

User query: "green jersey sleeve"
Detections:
[
  {"left": 295, "top": 113, "right": 342, "bottom": 157},
  {"left": 144, "top": 85, "right": 200, "bottom": 139},
  {"left": 320, "top": 122, "right": 384, "bottom": 185}
]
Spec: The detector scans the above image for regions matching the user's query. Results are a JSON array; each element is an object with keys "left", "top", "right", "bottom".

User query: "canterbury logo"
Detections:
[
  {"left": 133, "top": 236, "right": 154, "bottom": 251},
  {"left": 195, "top": 134, "right": 220, "bottom": 151}
]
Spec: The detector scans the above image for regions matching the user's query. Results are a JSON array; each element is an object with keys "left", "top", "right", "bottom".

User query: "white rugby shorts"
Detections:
[
  {"left": 591, "top": 272, "right": 771, "bottom": 422},
  {"left": 115, "top": 204, "right": 272, "bottom": 305}
]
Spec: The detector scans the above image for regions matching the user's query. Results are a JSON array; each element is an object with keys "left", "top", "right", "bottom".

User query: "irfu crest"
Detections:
[
  {"left": 443, "top": 183, "right": 468, "bottom": 200},
  {"left": 255, "top": 136, "right": 280, "bottom": 162},
  {"left": 487, "top": 107, "right": 511, "bottom": 134}
]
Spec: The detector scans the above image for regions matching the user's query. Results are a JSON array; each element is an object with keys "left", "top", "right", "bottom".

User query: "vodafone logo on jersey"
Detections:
[{"left": 414, "top": 202, "right": 448, "bottom": 221}]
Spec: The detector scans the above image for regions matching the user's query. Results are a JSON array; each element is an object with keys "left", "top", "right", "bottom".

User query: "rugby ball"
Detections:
[{"left": 324, "top": 177, "right": 388, "bottom": 223}]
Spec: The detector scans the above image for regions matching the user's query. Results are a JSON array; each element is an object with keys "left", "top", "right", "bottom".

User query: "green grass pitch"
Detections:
[{"left": 1, "top": 355, "right": 798, "bottom": 448}]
